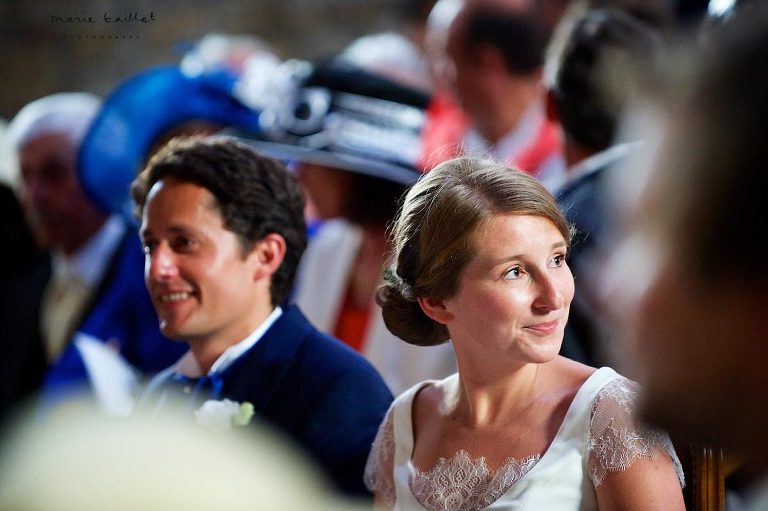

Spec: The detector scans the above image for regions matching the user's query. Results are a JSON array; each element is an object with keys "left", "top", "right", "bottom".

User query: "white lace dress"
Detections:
[{"left": 364, "top": 367, "right": 684, "bottom": 510}]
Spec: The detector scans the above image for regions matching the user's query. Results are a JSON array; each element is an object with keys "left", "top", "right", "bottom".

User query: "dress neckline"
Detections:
[{"left": 399, "top": 366, "right": 618, "bottom": 509}]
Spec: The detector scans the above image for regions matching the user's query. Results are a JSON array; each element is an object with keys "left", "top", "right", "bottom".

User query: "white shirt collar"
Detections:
[
  {"left": 463, "top": 99, "right": 545, "bottom": 161},
  {"left": 174, "top": 306, "right": 284, "bottom": 378},
  {"left": 51, "top": 214, "right": 126, "bottom": 288},
  {"left": 563, "top": 141, "right": 644, "bottom": 188}
]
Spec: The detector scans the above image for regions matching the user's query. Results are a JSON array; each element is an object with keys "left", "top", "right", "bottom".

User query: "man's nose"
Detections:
[{"left": 147, "top": 244, "right": 179, "bottom": 281}]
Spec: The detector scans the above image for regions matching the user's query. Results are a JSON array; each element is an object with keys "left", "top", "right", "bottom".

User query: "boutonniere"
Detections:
[{"left": 194, "top": 399, "right": 255, "bottom": 433}]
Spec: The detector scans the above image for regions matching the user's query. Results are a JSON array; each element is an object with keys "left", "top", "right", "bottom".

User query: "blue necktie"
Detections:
[{"left": 168, "top": 372, "right": 225, "bottom": 411}]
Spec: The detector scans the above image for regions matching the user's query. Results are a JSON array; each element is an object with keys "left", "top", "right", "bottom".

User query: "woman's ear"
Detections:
[
  {"left": 251, "top": 233, "right": 287, "bottom": 281},
  {"left": 417, "top": 296, "right": 453, "bottom": 325}
]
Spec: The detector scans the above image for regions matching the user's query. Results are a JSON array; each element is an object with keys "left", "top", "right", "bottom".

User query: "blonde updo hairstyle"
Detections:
[{"left": 378, "top": 156, "right": 572, "bottom": 346}]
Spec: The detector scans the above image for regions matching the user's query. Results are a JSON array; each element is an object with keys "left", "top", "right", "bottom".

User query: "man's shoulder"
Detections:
[
  {"left": 223, "top": 305, "right": 392, "bottom": 415},
  {"left": 284, "top": 307, "right": 371, "bottom": 361},
  {"left": 270, "top": 305, "right": 389, "bottom": 383}
]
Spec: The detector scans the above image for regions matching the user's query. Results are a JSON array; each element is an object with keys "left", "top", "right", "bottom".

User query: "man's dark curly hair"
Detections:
[{"left": 131, "top": 135, "right": 307, "bottom": 306}]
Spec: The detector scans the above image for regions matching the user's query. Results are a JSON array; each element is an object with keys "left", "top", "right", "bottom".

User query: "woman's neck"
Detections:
[{"left": 450, "top": 363, "right": 543, "bottom": 428}]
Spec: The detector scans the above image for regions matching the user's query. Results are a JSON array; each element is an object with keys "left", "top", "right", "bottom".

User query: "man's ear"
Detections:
[
  {"left": 250, "top": 233, "right": 287, "bottom": 280},
  {"left": 417, "top": 296, "right": 453, "bottom": 325}
]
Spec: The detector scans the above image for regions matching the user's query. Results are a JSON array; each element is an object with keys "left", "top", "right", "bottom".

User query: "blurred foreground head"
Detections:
[
  {"left": 0, "top": 401, "right": 360, "bottom": 511},
  {"left": 602, "top": 5, "right": 768, "bottom": 461}
]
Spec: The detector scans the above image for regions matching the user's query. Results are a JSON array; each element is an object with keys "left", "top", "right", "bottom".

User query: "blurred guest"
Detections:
[
  {"left": 0, "top": 119, "right": 18, "bottom": 187},
  {"left": 0, "top": 183, "right": 40, "bottom": 282},
  {"left": 582, "top": 0, "right": 675, "bottom": 30},
  {"left": 1, "top": 117, "right": 39, "bottom": 273},
  {"left": 0, "top": 93, "right": 185, "bottom": 423},
  {"left": 133, "top": 136, "right": 392, "bottom": 498},
  {"left": 545, "top": 5, "right": 663, "bottom": 366},
  {"left": 248, "top": 61, "right": 457, "bottom": 396},
  {"left": 698, "top": 0, "right": 759, "bottom": 37},
  {"left": 433, "top": 0, "right": 567, "bottom": 189},
  {"left": 0, "top": 400, "right": 361, "bottom": 511},
  {"left": 365, "top": 156, "right": 685, "bottom": 510},
  {"left": 676, "top": 0, "right": 711, "bottom": 25},
  {"left": 600, "top": 5, "right": 768, "bottom": 510},
  {"left": 420, "top": 0, "right": 471, "bottom": 169},
  {"left": 336, "top": 0, "right": 437, "bottom": 92}
]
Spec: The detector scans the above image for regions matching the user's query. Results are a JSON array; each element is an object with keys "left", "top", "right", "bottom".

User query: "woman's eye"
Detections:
[
  {"left": 549, "top": 254, "right": 565, "bottom": 268},
  {"left": 503, "top": 266, "right": 523, "bottom": 280}
]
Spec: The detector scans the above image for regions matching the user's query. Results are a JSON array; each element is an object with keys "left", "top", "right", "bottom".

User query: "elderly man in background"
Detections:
[{"left": 0, "top": 93, "right": 184, "bottom": 423}]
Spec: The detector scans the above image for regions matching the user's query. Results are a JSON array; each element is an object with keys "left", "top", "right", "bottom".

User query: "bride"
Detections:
[{"left": 364, "top": 157, "right": 685, "bottom": 510}]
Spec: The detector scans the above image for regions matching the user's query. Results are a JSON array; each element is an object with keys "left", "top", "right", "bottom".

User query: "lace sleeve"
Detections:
[
  {"left": 364, "top": 407, "right": 396, "bottom": 508},
  {"left": 587, "top": 377, "right": 685, "bottom": 488}
]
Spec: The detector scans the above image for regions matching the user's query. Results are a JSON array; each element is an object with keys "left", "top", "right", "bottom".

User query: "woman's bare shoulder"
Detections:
[
  {"left": 412, "top": 375, "right": 458, "bottom": 421},
  {"left": 546, "top": 356, "right": 596, "bottom": 391}
]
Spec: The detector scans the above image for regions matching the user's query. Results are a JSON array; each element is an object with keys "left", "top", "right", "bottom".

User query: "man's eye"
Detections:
[{"left": 173, "top": 237, "right": 196, "bottom": 251}]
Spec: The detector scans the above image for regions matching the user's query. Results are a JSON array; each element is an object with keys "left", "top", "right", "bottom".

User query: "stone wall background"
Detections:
[{"left": 0, "top": 0, "right": 405, "bottom": 119}]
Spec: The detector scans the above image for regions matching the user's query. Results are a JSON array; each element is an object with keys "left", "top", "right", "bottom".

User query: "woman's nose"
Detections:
[{"left": 533, "top": 273, "right": 564, "bottom": 311}]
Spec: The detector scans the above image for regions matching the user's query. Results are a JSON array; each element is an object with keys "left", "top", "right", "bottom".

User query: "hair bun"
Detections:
[{"left": 376, "top": 280, "right": 450, "bottom": 347}]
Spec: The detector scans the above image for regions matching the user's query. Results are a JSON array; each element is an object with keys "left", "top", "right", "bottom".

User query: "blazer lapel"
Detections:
[{"left": 220, "top": 306, "right": 312, "bottom": 412}]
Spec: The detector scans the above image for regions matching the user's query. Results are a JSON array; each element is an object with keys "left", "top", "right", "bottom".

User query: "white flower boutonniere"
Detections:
[{"left": 194, "top": 399, "right": 255, "bottom": 433}]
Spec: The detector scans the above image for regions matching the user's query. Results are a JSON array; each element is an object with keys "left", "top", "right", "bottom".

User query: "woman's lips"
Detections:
[{"left": 526, "top": 320, "right": 560, "bottom": 334}]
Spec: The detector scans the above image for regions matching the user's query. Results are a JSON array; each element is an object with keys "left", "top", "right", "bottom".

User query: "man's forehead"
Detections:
[{"left": 143, "top": 179, "right": 221, "bottom": 221}]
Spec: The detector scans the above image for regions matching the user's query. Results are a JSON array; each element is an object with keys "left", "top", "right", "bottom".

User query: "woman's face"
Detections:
[{"left": 441, "top": 214, "right": 574, "bottom": 363}]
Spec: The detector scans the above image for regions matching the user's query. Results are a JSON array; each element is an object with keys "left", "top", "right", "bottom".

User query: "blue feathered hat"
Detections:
[{"left": 78, "top": 65, "right": 262, "bottom": 218}]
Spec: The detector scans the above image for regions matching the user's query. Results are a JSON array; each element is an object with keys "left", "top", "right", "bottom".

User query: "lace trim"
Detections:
[
  {"left": 411, "top": 450, "right": 541, "bottom": 511},
  {"left": 587, "top": 377, "right": 686, "bottom": 488},
  {"left": 364, "top": 407, "right": 396, "bottom": 507}
]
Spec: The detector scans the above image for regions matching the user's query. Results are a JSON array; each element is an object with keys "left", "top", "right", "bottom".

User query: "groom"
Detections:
[{"left": 133, "top": 135, "right": 392, "bottom": 497}]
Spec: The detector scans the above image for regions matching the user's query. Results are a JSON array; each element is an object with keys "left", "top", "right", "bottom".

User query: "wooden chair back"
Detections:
[{"left": 691, "top": 445, "right": 726, "bottom": 510}]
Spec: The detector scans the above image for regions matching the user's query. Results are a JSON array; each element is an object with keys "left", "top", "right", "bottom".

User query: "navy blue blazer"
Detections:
[
  {"left": 556, "top": 156, "right": 620, "bottom": 367},
  {"left": 556, "top": 162, "right": 609, "bottom": 367},
  {"left": 142, "top": 305, "right": 394, "bottom": 498},
  {"left": 557, "top": 167, "right": 608, "bottom": 272}
]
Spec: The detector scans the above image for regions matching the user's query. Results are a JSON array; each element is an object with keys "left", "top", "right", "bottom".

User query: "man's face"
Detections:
[
  {"left": 139, "top": 178, "right": 266, "bottom": 346},
  {"left": 18, "top": 131, "right": 104, "bottom": 252},
  {"left": 445, "top": 16, "right": 483, "bottom": 115}
]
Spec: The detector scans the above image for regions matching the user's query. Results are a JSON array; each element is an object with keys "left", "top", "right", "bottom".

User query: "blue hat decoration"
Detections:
[{"left": 78, "top": 65, "right": 262, "bottom": 218}]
